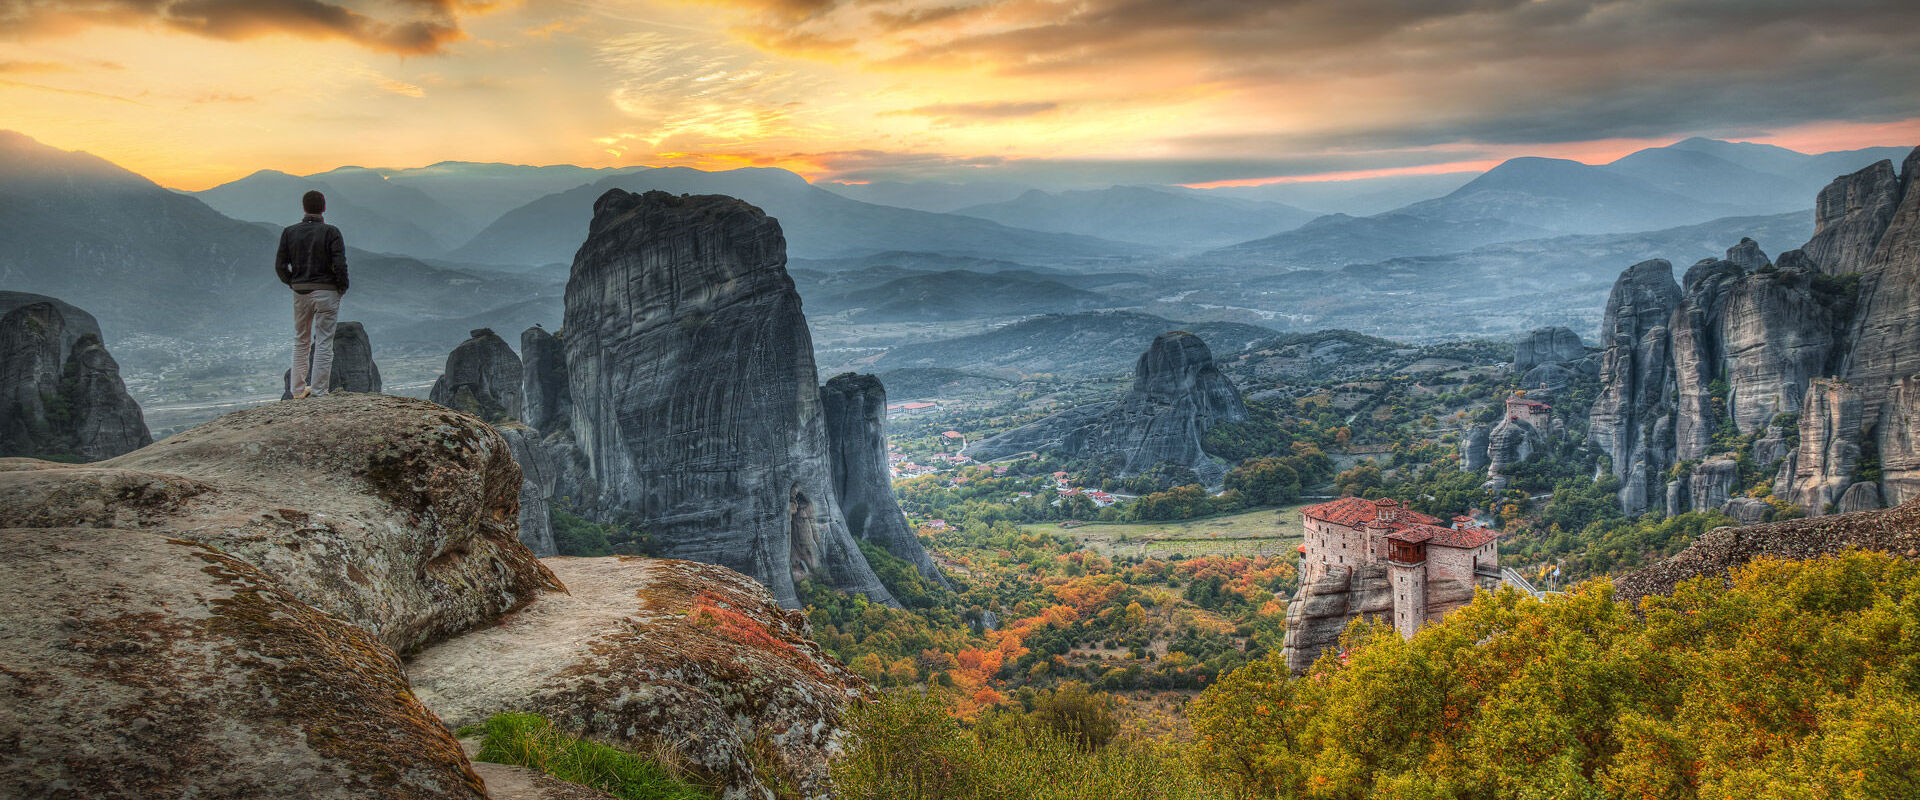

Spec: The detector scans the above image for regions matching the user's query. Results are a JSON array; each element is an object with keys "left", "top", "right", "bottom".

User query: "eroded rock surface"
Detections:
[
  {"left": 520, "top": 326, "right": 571, "bottom": 436},
  {"left": 821, "top": 372, "right": 945, "bottom": 584},
  {"left": 408, "top": 556, "right": 867, "bottom": 800},
  {"left": 560, "top": 189, "right": 893, "bottom": 608},
  {"left": 431, "top": 328, "right": 524, "bottom": 423},
  {"left": 1803, "top": 159, "right": 1902, "bottom": 274},
  {"left": 0, "top": 527, "right": 486, "bottom": 800},
  {"left": 966, "top": 331, "right": 1249, "bottom": 488},
  {"left": 0, "top": 393, "right": 559, "bottom": 654}
]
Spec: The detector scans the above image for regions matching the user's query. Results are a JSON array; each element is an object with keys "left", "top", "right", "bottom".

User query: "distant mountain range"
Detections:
[
  {"left": 1200, "top": 138, "right": 1910, "bottom": 269},
  {"left": 448, "top": 168, "right": 1144, "bottom": 266},
  {"left": 0, "top": 132, "right": 560, "bottom": 357},
  {"left": 951, "top": 186, "right": 1317, "bottom": 249}
]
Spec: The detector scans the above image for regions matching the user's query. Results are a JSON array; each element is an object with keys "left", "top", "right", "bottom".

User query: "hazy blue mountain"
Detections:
[
  {"left": 1599, "top": 148, "right": 1806, "bottom": 210},
  {"left": 195, "top": 168, "right": 473, "bottom": 257},
  {"left": 1181, "top": 172, "right": 1476, "bottom": 216},
  {"left": 364, "top": 162, "right": 635, "bottom": 230},
  {"left": 0, "top": 131, "right": 559, "bottom": 350},
  {"left": 1664, "top": 137, "right": 1913, "bottom": 187},
  {"left": 1200, "top": 211, "right": 1549, "bottom": 270},
  {"left": 952, "top": 186, "right": 1317, "bottom": 250},
  {"left": 1396, "top": 157, "right": 1742, "bottom": 234},
  {"left": 791, "top": 251, "right": 1042, "bottom": 273},
  {"left": 449, "top": 167, "right": 1144, "bottom": 265},
  {"left": 873, "top": 367, "right": 1015, "bottom": 400},
  {"left": 816, "top": 180, "right": 1033, "bottom": 213},
  {"left": 864, "top": 311, "right": 1279, "bottom": 378}
]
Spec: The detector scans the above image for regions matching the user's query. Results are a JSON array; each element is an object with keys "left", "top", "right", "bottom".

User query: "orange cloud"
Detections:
[{"left": 0, "top": 0, "right": 490, "bottom": 55}]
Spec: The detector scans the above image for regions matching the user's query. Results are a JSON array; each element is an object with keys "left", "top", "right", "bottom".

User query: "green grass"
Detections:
[
  {"left": 466, "top": 713, "right": 713, "bottom": 800},
  {"left": 1021, "top": 504, "right": 1309, "bottom": 558}
]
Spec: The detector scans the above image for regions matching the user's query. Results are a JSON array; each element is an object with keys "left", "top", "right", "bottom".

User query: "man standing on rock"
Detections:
[{"left": 275, "top": 190, "right": 349, "bottom": 399}]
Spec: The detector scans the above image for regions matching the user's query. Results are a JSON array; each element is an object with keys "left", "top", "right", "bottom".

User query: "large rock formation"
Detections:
[
  {"left": 0, "top": 527, "right": 487, "bottom": 799},
  {"left": 1589, "top": 259, "right": 1683, "bottom": 513},
  {"left": 965, "top": 331, "right": 1250, "bottom": 488},
  {"left": 1512, "top": 326, "right": 1586, "bottom": 372},
  {"left": 408, "top": 556, "right": 868, "bottom": 800},
  {"left": 1459, "top": 424, "right": 1491, "bottom": 473},
  {"left": 430, "top": 328, "right": 523, "bottom": 422},
  {"left": 560, "top": 189, "right": 894, "bottom": 608},
  {"left": 0, "top": 298, "right": 150, "bottom": 461},
  {"left": 1279, "top": 563, "right": 1393, "bottom": 673},
  {"left": 1802, "top": 159, "right": 1902, "bottom": 274},
  {"left": 821, "top": 372, "right": 946, "bottom": 585},
  {"left": 281, "top": 320, "right": 382, "bottom": 399},
  {"left": 520, "top": 325, "right": 571, "bottom": 435},
  {"left": 1839, "top": 149, "right": 1920, "bottom": 504},
  {"left": 0, "top": 394, "right": 559, "bottom": 654},
  {"left": 1784, "top": 378, "right": 1864, "bottom": 513},
  {"left": 501, "top": 424, "right": 561, "bottom": 558}
]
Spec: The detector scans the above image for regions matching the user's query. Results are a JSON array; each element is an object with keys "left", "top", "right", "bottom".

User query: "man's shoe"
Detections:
[{"left": 291, "top": 387, "right": 312, "bottom": 399}]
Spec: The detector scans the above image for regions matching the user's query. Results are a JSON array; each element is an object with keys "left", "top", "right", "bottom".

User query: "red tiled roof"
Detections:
[
  {"left": 1426, "top": 525, "right": 1499, "bottom": 549},
  {"left": 1301, "top": 497, "right": 1443, "bottom": 528}
]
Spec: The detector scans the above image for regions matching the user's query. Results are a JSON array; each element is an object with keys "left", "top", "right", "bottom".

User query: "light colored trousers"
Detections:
[{"left": 291, "top": 289, "right": 341, "bottom": 396}]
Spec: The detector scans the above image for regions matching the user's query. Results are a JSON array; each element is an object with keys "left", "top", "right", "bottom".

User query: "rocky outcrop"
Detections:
[
  {"left": 0, "top": 393, "right": 560, "bottom": 654},
  {"left": 1786, "top": 381, "right": 1864, "bottom": 515},
  {"left": 1589, "top": 259, "right": 1683, "bottom": 513},
  {"left": 821, "top": 373, "right": 945, "bottom": 585},
  {"left": 520, "top": 326, "right": 571, "bottom": 436},
  {"left": 966, "top": 331, "right": 1249, "bottom": 488},
  {"left": 0, "top": 299, "right": 150, "bottom": 461},
  {"left": 1512, "top": 326, "right": 1586, "bottom": 372},
  {"left": 0, "top": 526, "right": 487, "bottom": 800},
  {"left": 431, "top": 328, "right": 524, "bottom": 422},
  {"left": 1723, "top": 496, "right": 1771, "bottom": 525},
  {"left": 1688, "top": 458, "right": 1740, "bottom": 514},
  {"left": 281, "top": 320, "right": 381, "bottom": 399},
  {"left": 502, "top": 425, "right": 560, "bottom": 557},
  {"left": 1838, "top": 480, "right": 1885, "bottom": 514},
  {"left": 1280, "top": 563, "right": 1392, "bottom": 674},
  {"left": 408, "top": 556, "right": 868, "bottom": 800},
  {"left": 561, "top": 189, "right": 894, "bottom": 608},
  {"left": 1486, "top": 417, "right": 1542, "bottom": 477},
  {"left": 1840, "top": 149, "right": 1920, "bottom": 505},
  {"left": 1614, "top": 497, "right": 1920, "bottom": 608},
  {"left": 1460, "top": 424, "right": 1491, "bottom": 473},
  {"left": 1802, "top": 159, "right": 1902, "bottom": 274}
]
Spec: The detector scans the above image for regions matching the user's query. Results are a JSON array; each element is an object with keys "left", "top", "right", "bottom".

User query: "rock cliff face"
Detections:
[
  {"left": 502, "top": 424, "right": 561, "bottom": 557},
  {"left": 0, "top": 298, "right": 150, "bottom": 461},
  {"left": 1280, "top": 560, "right": 1477, "bottom": 674},
  {"left": 821, "top": 372, "right": 946, "bottom": 584},
  {"left": 431, "top": 328, "right": 524, "bottom": 422},
  {"left": 1587, "top": 147, "right": 1920, "bottom": 520},
  {"left": 966, "top": 331, "right": 1249, "bottom": 488},
  {"left": 1589, "top": 259, "right": 1683, "bottom": 513},
  {"left": 1512, "top": 326, "right": 1586, "bottom": 372},
  {"left": 281, "top": 320, "right": 382, "bottom": 399},
  {"left": 1839, "top": 149, "right": 1920, "bottom": 504},
  {"left": 1802, "top": 160, "right": 1902, "bottom": 274},
  {"left": 520, "top": 326, "right": 571, "bottom": 435},
  {"left": 561, "top": 189, "right": 894, "bottom": 608}
]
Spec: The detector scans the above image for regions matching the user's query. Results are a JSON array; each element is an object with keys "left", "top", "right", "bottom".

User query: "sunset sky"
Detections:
[{"left": 2, "top": 0, "right": 1917, "bottom": 190}]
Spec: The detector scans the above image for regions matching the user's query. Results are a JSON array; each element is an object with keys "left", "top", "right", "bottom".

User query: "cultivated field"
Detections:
[{"left": 1026, "top": 504, "right": 1310, "bottom": 560}]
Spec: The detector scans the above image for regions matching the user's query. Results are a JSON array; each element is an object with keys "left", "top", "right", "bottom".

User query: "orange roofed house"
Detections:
[{"left": 1298, "top": 497, "right": 1500, "bottom": 639}]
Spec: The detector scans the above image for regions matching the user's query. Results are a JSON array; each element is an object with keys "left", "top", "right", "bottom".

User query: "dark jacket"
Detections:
[{"left": 275, "top": 214, "right": 349, "bottom": 292}]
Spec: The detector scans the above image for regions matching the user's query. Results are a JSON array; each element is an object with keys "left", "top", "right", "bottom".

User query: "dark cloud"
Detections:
[
  {"left": 749, "top": 0, "right": 1920, "bottom": 156},
  {"left": 882, "top": 100, "right": 1058, "bottom": 124},
  {"left": 0, "top": 0, "right": 476, "bottom": 54}
]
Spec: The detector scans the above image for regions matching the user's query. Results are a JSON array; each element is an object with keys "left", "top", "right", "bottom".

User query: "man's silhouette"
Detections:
[{"left": 275, "top": 190, "right": 349, "bottom": 399}]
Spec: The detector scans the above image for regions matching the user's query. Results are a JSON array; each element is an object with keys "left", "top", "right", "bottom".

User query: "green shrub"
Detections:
[
  {"left": 550, "top": 507, "right": 613, "bottom": 557},
  {"left": 469, "top": 712, "right": 712, "bottom": 800}
]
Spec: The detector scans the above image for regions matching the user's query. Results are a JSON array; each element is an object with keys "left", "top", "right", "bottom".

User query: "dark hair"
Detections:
[{"left": 302, "top": 190, "right": 326, "bottom": 214}]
